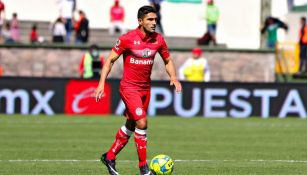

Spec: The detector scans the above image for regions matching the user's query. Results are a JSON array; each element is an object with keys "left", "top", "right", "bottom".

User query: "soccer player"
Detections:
[{"left": 94, "top": 5, "right": 182, "bottom": 175}]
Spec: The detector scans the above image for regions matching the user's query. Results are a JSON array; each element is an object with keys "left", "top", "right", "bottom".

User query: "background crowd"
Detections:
[
  {"left": 0, "top": 0, "right": 219, "bottom": 46},
  {"left": 0, "top": 0, "right": 306, "bottom": 79}
]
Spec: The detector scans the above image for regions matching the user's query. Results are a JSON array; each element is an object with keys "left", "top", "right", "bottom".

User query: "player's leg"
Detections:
[
  {"left": 105, "top": 90, "right": 139, "bottom": 160},
  {"left": 136, "top": 119, "right": 151, "bottom": 175},
  {"left": 134, "top": 90, "right": 152, "bottom": 174},
  {"left": 125, "top": 118, "right": 136, "bottom": 131},
  {"left": 135, "top": 117, "right": 148, "bottom": 166},
  {"left": 101, "top": 117, "right": 135, "bottom": 175},
  {"left": 106, "top": 119, "right": 135, "bottom": 160},
  {"left": 101, "top": 91, "right": 138, "bottom": 175}
]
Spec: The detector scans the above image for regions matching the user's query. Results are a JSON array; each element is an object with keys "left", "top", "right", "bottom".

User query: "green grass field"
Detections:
[{"left": 1, "top": 115, "right": 307, "bottom": 175}]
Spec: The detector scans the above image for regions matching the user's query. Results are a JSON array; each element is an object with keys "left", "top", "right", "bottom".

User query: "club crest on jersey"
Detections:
[
  {"left": 142, "top": 48, "right": 152, "bottom": 58},
  {"left": 135, "top": 107, "right": 143, "bottom": 116}
]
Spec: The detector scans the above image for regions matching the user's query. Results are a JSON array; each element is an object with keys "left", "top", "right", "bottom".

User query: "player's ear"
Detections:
[{"left": 138, "top": 18, "right": 143, "bottom": 25}]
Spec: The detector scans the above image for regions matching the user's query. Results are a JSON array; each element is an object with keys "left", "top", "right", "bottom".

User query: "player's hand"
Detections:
[
  {"left": 94, "top": 86, "right": 105, "bottom": 102},
  {"left": 170, "top": 79, "right": 182, "bottom": 93}
]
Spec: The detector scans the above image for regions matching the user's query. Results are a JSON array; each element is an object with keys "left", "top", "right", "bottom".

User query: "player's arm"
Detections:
[
  {"left": 163, "top": 58, "right": 182, "bottom": 93},
  {"left": 158, "top": 37, "right": 182, "bottom": 93},
  {"left": 94, "top": 50, "right": 120, "bottom": 102}
]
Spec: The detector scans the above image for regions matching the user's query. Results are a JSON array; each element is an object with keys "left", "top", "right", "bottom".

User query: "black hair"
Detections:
[
  {"left": 301, "top": 17, "right": 306, "bottom": 23},
  {"left": 137, "top": 5, "right": 157, "bottom": 19}
]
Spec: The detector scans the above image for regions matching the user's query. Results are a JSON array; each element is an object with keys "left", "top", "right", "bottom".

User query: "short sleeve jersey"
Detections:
[{"left": 112, "top": 27, "right": 170, "bottom": 90}]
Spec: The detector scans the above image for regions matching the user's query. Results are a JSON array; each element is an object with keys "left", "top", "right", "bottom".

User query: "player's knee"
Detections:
[{"left": 136, "top": 118, "right": 147, "bottom": 130}]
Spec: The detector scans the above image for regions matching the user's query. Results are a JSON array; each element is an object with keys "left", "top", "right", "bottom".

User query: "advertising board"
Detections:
[{"left": 0, "top": 78, "right": 306, "bottom": 118}]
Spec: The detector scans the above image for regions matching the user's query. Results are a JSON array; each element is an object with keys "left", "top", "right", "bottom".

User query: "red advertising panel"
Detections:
[{"left": 65, "top": 80, "right": 111, "bottom": 115}]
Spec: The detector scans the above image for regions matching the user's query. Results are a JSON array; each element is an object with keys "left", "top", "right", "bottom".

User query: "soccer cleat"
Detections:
[
  {"left": 100, "top": 153, "right": 119, "bottom": 175},
  {"left": 140, "top": 164, "right": 152, "bottom": 175}
]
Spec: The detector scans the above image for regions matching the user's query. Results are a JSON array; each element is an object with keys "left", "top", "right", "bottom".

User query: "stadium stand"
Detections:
[{"left": 17, "top": 20, "right": 199, "bottom": 49}]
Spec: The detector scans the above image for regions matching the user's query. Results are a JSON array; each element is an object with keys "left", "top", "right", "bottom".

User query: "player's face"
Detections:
[{"left": 139, "top": 12, "right": 157, "bottom": 34}]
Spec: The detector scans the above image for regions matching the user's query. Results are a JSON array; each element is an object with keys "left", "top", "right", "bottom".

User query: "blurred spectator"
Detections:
[
  {"left": 261, "top": 16, "right": 288, "bottom": 49},
  {"left": 52, "top": 17, "right": 66, "bottom": 43},
  {"left": 74, "top": 10, "right": 89, "bottom": 44},
  {"left": 79, "top": 44, "right": 104, "bottom": 79},
  {"left": 10, "top": 13, "right": 20, "bottom": 43},
  {"left": 2, "top": 22, "right": 14, "bottom": 44},
  {"left": 29, "top": 24, "right": 39, "bottom": 44},
  {"left": 0, "top": 0, "right": 6, "bottom": 42},
  {"left": 205, "top": 0, "right": 219, "bottom": 45},
  {"left": 197, "top": 31, "right": 213, "bottom": 46},
  {"left": 179, "top": 48, "right": 210, "bottom": 82},
  {"left": 149, "top": 0, "right": 164, "bottom": 34},
  {"left": 109, "top": 0, "right": 126, "bottom": 35},
  {"left": 58, "top": 0, "right": 76, "bottom": 44},
  {"left": 299, "top": 16, "right": 307, "bottom": 74}
]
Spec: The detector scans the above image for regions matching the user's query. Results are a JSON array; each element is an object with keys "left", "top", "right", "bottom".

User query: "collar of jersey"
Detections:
[{"left": 136, "top": 27, "right": 157, "bottom": 42}]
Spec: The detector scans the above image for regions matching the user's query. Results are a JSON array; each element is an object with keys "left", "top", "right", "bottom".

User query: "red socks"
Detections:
[
  {"left": 106, "top": 126, "right": 132, "bottom": 160},
  {"left": 106, "top": 126, "right": 148, "bottom": 168},
  {"left": 134, "top": 128, "right": 147, "bottom": 168}
]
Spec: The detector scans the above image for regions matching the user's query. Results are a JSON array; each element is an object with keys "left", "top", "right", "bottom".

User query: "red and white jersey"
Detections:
[{"left": 112, "top": 27, "right": 170, "bottom": 90}]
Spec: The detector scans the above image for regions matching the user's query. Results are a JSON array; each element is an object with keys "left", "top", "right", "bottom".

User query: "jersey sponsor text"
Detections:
[{"left": 130, "top": 58, "right": 154, "bottom": 65}]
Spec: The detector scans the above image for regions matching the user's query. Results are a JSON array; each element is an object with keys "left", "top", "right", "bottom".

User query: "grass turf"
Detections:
[{"left": 0, "top": 115, "right": 307, "bottom": 175}]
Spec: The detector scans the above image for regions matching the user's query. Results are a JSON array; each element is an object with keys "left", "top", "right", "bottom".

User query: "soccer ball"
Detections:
[{"left": 150, "top": 154, "right": 174, "bottom": 175}]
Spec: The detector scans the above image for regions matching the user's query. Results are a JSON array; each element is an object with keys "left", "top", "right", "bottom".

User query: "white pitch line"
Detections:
[
  {"left": 1, "top": 159, "right": 307, "bottom": 163},
  {"left": 250, "top": 159, "right": 307, "bottom": 163}
]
